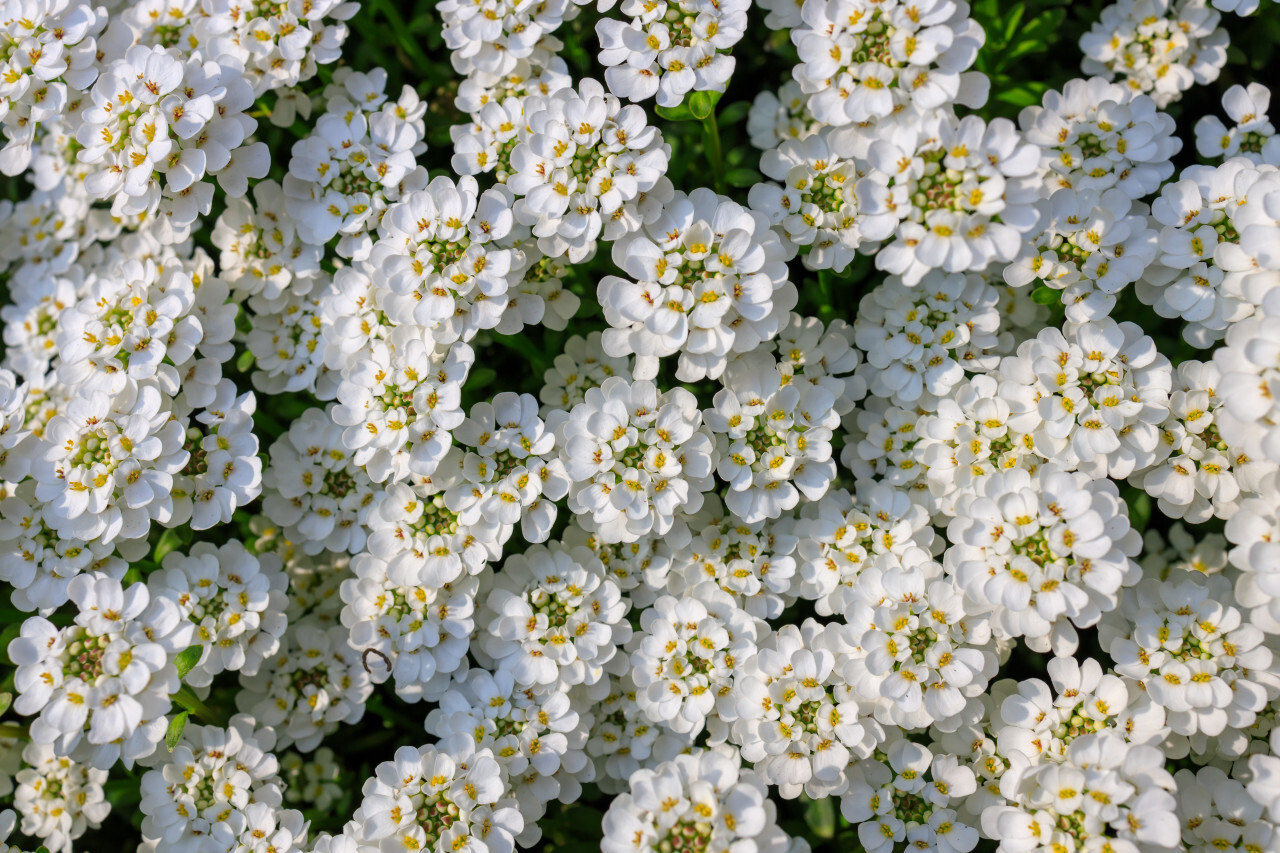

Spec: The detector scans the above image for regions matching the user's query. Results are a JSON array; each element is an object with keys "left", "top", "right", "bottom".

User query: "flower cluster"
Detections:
[{"left": 4, "top": 1, "right": 1280, "bottom": 853}]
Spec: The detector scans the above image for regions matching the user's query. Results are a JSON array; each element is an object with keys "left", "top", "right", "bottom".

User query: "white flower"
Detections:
[
  {"left": 330, "top": 334, "right": 473, "bottom": 484},
  {"left": 539, "top": 331, "right": 632, "bottom": 416},
  {"left": 557, "top": 376, "right": 717, "bottom": 544},
  {"left": 858, "top": 111, "right": 1041, "bottom": 285},
  {"left": 601, "top": 749, "right": 793, "bottom": 853},
  {"left": 76, "top": 45, "right": 268, "bottom": 228},
  {"left": 748, "top": 126, "right": 868, "bottom": 272},
  {"left": 562, "top": 517, "right": 675, "bottom": 610},
  {"left": 944, "top": 464, "right": 1142, "bottom": 655},
  {"left": 1080, "top": 0, "right": 1229, "bottom": 107},
  {"left": 453, "top": 44, "right": 572, "bottom": 114},
  {"left": 841, "top": 734, "right": 978, "bottom": 853},
  {"left": 1141, "top": 523, "right": 1229, "bottom": 580},
  {"left": 7, "top": 573, "right": 193, "bottom": 769},
  {"left": 169, "top": 379, "right": 263, "bottom": 531},
  {"left": 1005, "top": 188, "right": 1158, "bottom": 323},
  {"left": 845, "top": 562, "right": 998, "bottom": 729},
  {"left": 596, "top": 0, "right": 747, "bottom": 107},
  {"left": 442, "top": 391, "right": 569, "bottom": 547},
  {"left": 368, "top": 175, "right": 521, "bottom": 344},
  {"left": 747, "top": 82, "right": 821, "bottom": 151},
  {"left": 283, "top": 74, "right": 428, "bottom": 259},
  {"left": 794, "top": 482, "right": 940, "bottom": 617},
  {"left": 1018, "top": 77, "right": 1181, "bottom": 198},
  {"left": 841, "top": 396, "right": 934, "bottom": 506},
  {"left": 1137, "top": 158, "right": 1275, "bottom": 346},
  {"left": 1176, "top": 765, "right": 1280, "bottom": 853},
  {"left": 235, "top": 622, "right": 372, "bottom": 752},
  {"left": 0, "top": 0, "right": 105, "bottom": 178},
  {"left": 439, "top": 0, "right": 582, "bottom": 79},
  {"left": 916, "top": 373, "right": 1051, "bottom": 518},
  {"left": 54, "top": 253, "right": 232, "bottom": 395},
  {"left": 733, "top": 619, "right": 882, "bottom": 799},
  {"left": 599, "top": 186, "right": 797, "bottom": 382},
  {"left": 508, "top": 78, "right": 671, "bottom": 262},
  {"left": 476, "top": 541, "right": 630, "bottom": 691},
  {"left": 1227, "top": 468, "right": 1280, "bottom": 631},
  {"left": 31, "top": 380, "right": 188, "bottom": 546},
  {"left": 705, "top": 349, "right": 840, "bottom": 522},
  {"left": 855, "top": 271, "right": 1006, "bottom": 406},
  {"left": 261, "top": 406, "right": 377, "bottom": 555},
  {"left": 0, "top": 479, "right": 128, "bottom": 614},
  {"left": 127, "top": 0, "right": 358, "bottom": 97},
  {"left": 996, "top": 656, "right": 1166, "bottom": 765},
  {"left": 664, "top": 496, "right": 800, "bottom": 620},
  {"left": 246, "top": 285, "right": 333, "bottom": 398},
  {"left": 212, "top": 179, "right": 324, "bottom": 304},
  {"left": 790, "top": 0, "right": 987, "bottom": 127},
  {"left": 345, "top": 741, "right": 523, "bottom": 853},
  {"left": 138, "top": 715, "right": 284, "bottom": 853},
  {"left": 584, "top": 670, "right": 693, "bottom": 793},
  {"left": 629, "top": 583, "right": 759, "bottom": 737},
  {"left": 340, "top": 539, "right": 478, "bottom": 704},
  {"left": 149, "top": 540, "right": 289, "bottom": 687},
  {"left": 982, "top": 731, "right": 1181, "bottom": 853},
  {"left": 425, "top": 668, "right": 592, "bottom": 841},
  {"left": 997, "top": 318, "right": 1173, "bottom": 479},
  {"left": 1196, "top": 83, "right": 1280, "bottom": 165},
  {"left": 1100, "top": 572, "right": 1279, "bottom": 738},
  {"left": 1136, "top": 359, "right": 1265, "bottom": 523},
  {"left": 12, "top": 741, "right": 109, "bottom": 853},
  {"left": 1215, "top": 295, "right": 1280, "bottom": 468}
]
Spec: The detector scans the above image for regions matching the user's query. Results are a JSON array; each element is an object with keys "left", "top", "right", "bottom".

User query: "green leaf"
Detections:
[
  {"left": 654, "top": 102, "right": 696, "bottom": 122},
  {"left": 1031, "top": 285, "right": 1060, "bottom": 306},
  {"left": 718, "top": 101, "right": 751, "bottom": 125},
  {"left": 175, "top": 644, "right": 204, "bottom": 680},
  {"left": 688, "top": 90, "right": 722, "bottom": 120},
  {"left": 467, "top": 367, "right": 497, "bottom": 391},
  {"left": 725, "top": 168, "right": 762, "bottom": 188},
  {"left": 995, "top": 82, "right": 1048, "bottom": 108},
  {"left": 0, "top": 692, "right": 10, "bottom": 716},
  {"left": 0, "top": 621, "right": 23, "bottom": 666},
  {"left": 153, "top": 528, "right": 185, "bottom": 563},
  {"left": 1127, "top": 488, "right": 1153, "bottom": 531},
  {"left": 166, "top": 711, "right": 189, "bottom": 752},
  {"left": 236, "top": 348, "right": 255, "bottom": 372},
  {"left": 803, "top": 795, "right": 837, "bottom": 839},
  {"left": 171, "top": 685, "right": 226, "bottom": 726}
]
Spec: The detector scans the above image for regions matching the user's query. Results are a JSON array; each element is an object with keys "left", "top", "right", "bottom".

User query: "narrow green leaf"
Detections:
[
  {"left": 175, "top": 644, "right": 204, "bottom": 680},
  {"left": 0, "top": 692, "right": 11, "bottom": 715},
  {"left": 166, "top": 711, "right": 189, "bottom": 752},
  {"left": 153, "top": 528, "right": 185, "bottom": 563},
  {"left": 804, "top": 795, "right": 837, "bottom": 839},
  {"left": 1031, "top": 285, "right": 1060, "bottom": 306},
  {"left": 1002, "top": 3, "right": 1027, "bottom": 45},
  {"left": 655, "top": 103, "right": 695, "bottom": 122},
  {"left": 467, "top": 367, "right": 498, "bottom": 390},
  {"left": 725, "top": 168, "right": 762, "bottom": 188},
  {"left": 172, "top": 686, "right": 226, "bottom": 726}
]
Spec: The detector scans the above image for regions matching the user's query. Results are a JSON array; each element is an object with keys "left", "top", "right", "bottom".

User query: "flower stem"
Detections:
[{"left": 702, "top": 110, "right": 725, "bottom": 194}]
